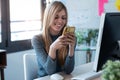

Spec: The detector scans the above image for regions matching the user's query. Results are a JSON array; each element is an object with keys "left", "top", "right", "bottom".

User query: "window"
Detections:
[
  {"left": 0, "top": 0, "right": 46, "bottom": 53},
  {"left": 10, "top": 0, "right": 41, "bottom": 41}
]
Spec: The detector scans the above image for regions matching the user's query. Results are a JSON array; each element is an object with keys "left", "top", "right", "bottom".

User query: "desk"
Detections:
[
  {"left": 92, "top": 77, "right": 101, "bottom": 80},
  {"left": 34, "top": 62, "right": 101, "bottom": 80},
  {"left": 0, "top": 49, "right": 7, "bottom": 80}
]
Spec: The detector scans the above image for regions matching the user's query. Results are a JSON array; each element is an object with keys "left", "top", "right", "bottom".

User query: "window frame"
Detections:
[{"left": 0, "top": 0, "right": 46, "bottom": 53}]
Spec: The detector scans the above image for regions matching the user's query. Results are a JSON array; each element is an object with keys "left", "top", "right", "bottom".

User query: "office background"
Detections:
[{"left": 3, "top": 0, "right": 120, "bottom": 80}]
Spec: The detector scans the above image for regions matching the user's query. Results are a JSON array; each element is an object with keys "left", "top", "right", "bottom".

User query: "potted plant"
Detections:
[
  {"left": 84, "top": 29, "right": 98, "bottom": 63},
  {"left": 84, "top": 29, "right": 98, "bottom": 46},
  {"left": 75, "top": 29, "right": 99, "bottom": 63},
  {"left": 75, "top": 30, "right": 84, "bottom": 46},
  {"left": 102, "top": 60, "right": 120, "bottom": 80}
]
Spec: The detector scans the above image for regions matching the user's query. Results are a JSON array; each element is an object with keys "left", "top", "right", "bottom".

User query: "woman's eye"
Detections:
[
  {"left": 55, "top": 16, "right": 58, "bottom": 19},
  {"left": 62, "top": 17, "right": 67, "bottom": 20},
  {"left": 54, "top": 16, "right": 67, "bottom": 20}
]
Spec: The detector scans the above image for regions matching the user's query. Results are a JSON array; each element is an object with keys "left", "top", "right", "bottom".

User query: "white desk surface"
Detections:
[{"left": 34, "top": 62, "right": 94, "bottom": 80}]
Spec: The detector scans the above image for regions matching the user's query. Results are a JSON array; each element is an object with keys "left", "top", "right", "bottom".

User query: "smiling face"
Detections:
[{"left": 49, "top": 9, "right": 67, "bottom": 35}]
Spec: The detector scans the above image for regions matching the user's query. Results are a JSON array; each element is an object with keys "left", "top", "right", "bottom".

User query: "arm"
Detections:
[
  {"left": 31, "top": 35, "right": 56, "bottom": 75},
  {"left": 64, "top": 34, "right": 77, "bottom": 74},
  {"left": 64, "top": 54, "right": 75, "bottom": 74}
]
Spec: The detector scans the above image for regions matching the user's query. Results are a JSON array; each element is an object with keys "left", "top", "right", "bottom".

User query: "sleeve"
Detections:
[
  {"left": 31, "top": 35, "right": 56, "bottom": 75},
  {"left": 64, "top": 37, "right": 77, "bottom": 74},
  {"left": 64, "top": 54, "right": 75, "bottom": 74}
]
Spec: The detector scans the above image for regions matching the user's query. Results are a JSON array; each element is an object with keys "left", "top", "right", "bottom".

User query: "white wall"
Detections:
[
  {"left": 104, "top": 0, "right": 119, "bottom": 12},
  {"left": 64, "top": 0, "right": 100, "bottom": 29}
]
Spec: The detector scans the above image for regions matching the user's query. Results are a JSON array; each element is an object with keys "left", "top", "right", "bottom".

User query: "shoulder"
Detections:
[
  {"left": 32, "top": 33, "right": 43, "bottom": 41},
  {"left": 31, "top": 33, "right": 44, "bottom": 45}
]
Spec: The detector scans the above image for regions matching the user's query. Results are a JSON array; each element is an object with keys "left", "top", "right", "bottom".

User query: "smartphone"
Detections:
[{"left": 62, "top": 26, "right": 75, "bottom": 35}]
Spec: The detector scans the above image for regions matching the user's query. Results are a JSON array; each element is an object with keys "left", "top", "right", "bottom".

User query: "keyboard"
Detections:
[{"left": 71, "top": 71, "right": 103, "bottom": 80}]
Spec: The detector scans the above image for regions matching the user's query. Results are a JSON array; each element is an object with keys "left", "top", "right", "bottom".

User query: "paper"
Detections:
[
  {"left": 98, "top": 0, "right": 108, "bottom": 16},
  {"left": 115, "top": 0, "right": 120, "bottom": 11},
  {"left": 98, "top": 0, "right": 104, "bottom": 16},
  {"left": 104, "top": 0, "right": 108, "bottom": 3}
]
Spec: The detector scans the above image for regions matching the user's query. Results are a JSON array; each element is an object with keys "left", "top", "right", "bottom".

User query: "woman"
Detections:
[{"left": 31, "top": 1, "right": 76, "bottom": 77}]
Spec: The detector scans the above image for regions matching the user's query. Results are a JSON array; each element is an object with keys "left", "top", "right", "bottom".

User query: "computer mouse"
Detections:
[{"left": 50, "top": 73, "right": 64, "bottom": 80}]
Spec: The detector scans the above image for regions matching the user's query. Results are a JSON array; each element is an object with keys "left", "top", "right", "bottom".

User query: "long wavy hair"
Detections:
[{"left": 42, "top": 1, "right": 68, "bottom": 66}]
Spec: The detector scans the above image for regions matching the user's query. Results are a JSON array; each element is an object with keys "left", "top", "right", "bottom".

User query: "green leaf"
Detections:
[{"left": 102, "top": 60, "right": 120, "bottom": 80}]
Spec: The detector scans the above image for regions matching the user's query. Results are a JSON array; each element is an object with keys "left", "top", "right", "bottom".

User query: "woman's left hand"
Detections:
[
  {"left": 65, "top": 33, "right": 76, "bottom": 56},
  {"left": 64, "top": 33, "right": 76, "bottom": 47}
]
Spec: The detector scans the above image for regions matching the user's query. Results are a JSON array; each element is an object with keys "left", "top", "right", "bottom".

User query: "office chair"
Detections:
[{"left": 23, "top": 53, "right": 38, "bottom": 80}]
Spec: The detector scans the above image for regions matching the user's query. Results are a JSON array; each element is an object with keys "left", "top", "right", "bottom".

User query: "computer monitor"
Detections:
[{"left": 93, "top": 12, "right": 120, "bottom": 72}]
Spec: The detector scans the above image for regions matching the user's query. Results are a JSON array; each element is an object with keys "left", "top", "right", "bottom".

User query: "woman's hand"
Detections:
[
  {"left": 49, "top": 35, "right": 68, "bottom": 59},
  {"left": 50, "top": 33, "right": 76, "bottom": 50},
  {"left": 49, "top": 33, "right": 76, "bottom": 59},
  {"left": 65, "top": 33, "right": 76, "bottom": 47},
  {"left": 64, "top": 33, "right": 76, "bottom": 57},
  {"left": 50, "top": 35, "right": 68, "bottom": 50}
]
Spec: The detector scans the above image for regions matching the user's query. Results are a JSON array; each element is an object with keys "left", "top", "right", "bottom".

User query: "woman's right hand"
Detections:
[
  {"left": 50, "top": 35, "right": 68, "bottom": 50},
  {"left": 49, "top": 35, "right": 67, "bottom": 59}
]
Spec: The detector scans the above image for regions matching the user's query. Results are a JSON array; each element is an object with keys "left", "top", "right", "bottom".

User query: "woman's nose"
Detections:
[{"left": 58, "top": 18, "right": 63, "bottom": 23}]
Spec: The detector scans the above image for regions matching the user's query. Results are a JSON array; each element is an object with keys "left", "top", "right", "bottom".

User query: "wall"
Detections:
[
  {"left": 63, "top": 0, "right": 120, "bottom": 29},
  {"left": 64, "top": 0, "right": 100, "bottom": 29},
  {"left": 104, "top": 0, "right": 119, "bottom": 12}
]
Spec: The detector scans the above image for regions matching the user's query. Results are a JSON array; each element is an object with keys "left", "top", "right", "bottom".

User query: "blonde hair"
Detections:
[{"left": 42, "top": 1, "right": 68, "bottom": 66}]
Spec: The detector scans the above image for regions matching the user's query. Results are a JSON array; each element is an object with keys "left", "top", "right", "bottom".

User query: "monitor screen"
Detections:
[{"left": 93, "top": 12, "right": 120, "bottom": 72}]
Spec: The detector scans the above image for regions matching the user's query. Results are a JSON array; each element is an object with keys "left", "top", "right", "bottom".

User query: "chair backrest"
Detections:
[{"left": 23, "top": 53, "right": 38, "bottom": 80}]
